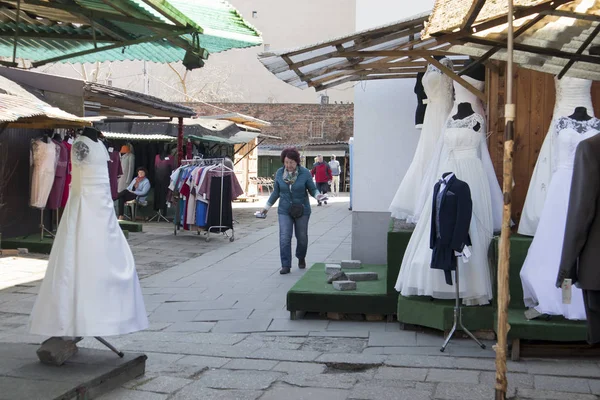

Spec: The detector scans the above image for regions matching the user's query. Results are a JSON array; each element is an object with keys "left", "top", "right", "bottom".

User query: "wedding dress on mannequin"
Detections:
[
  {"left": 30, "top": 133, "right": 148, "bottom": 337},
  {"left": 389, "top": 58, "right": 454, "bottom": 221},
  {"left": 518, "top": 77, "right": 594, "bottom": 236},
  {"left": 411, "top": 77, "right": 503, "bottom": 231},
  {"left": 520, "top": 114, "right": 600, "bottom": 320},
  {"left": 395, "top": 110, "right": 495, "bottom": 306}
]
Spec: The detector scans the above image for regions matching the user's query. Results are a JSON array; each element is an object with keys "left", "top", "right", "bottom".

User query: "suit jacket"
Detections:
[
  {"left": 430, "top": 173, "right": 473, "bottom": 285},
  {"left": 557, "top": 134, "right": 600, "bottom": 290}
]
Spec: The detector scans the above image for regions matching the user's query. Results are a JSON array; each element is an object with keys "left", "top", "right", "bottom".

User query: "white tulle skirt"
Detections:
[
  {"left": 520, "top": 167, "right": 586, "bottom": 320},
  {"left": 395, "top": 149, "right": 494, "bottom": 306}
]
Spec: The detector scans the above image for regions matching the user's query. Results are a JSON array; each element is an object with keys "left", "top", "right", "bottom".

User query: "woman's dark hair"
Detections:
[
  {"left": 281, "top": 147, "right": 301, "bottom": 165},
  {"left": 137, "top": 167, "right": 148, "bottom": 176}
]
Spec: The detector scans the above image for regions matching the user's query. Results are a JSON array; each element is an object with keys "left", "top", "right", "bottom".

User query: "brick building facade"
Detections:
[{"left": 182, "top": 103, "right": 354, "bottom": 145}]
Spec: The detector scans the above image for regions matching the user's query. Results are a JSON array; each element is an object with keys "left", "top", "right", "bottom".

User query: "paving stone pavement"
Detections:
[{"left": 0, "top": 195, "right": 600, "bottom": 399}]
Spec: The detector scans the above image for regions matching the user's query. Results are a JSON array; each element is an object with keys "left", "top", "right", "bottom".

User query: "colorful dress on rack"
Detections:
[
  {"left": 46, "top": 140, "right": 69, "bottom": 210},
  {"left": 29, "top": 135, "right": 148, "bottom": 337},
  {"left": 30, "top": 138, "right": 59, "bottom": 209}
]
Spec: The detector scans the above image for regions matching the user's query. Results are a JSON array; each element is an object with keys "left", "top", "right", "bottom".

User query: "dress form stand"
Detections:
[
  {"left": 37, "top": 127, "right": 126, "bottom": 364},
  {"left": 441, "top": 264, "right": 487, "bottom": 352},
  {"left": 149, "top": 149, "right": 171, "bottom": 222}
]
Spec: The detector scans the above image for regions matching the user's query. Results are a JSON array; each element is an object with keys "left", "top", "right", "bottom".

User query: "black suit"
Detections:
[
  {"left": 557, "top": 134, "right": 600, "bottom": 343},
  {"left": 430, "top": 173, "right": 472, "bottom": 285}
]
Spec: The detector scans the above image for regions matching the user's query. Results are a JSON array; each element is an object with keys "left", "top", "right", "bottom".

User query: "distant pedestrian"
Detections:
[
  {"left": 329, "top": 154, "right": 341, "bottom": 196},
  {"left": 260, "top": 148, "right": 325, "bottom": 275},
  {"left": 311, "top": 155, "right": 332, "bottom": 206}
]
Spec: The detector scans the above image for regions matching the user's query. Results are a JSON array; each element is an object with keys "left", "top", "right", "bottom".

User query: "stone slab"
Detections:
[
  {"left": 333, "top": 280, "right": 357, "bottom": 291},
  {"left": 135, "top": 376, "right": 192, "bottom": 394},
  {"left": 325, "top": 264, "right": 342, "bottom": 275},
  {"left": 195, "top": 369, "right": 282, "bottom": 390},
  {"left": 261, "top": 384, "right": 349, "bottom": 400},
  {"left": 341, "top": 260, "right": 362, "bottom": 269},
  {"left": 346, "top": 272, "right": 378, "bottom": 282},
  {"left": 170, "top": 385, "right": 262, "bottom": 400}
]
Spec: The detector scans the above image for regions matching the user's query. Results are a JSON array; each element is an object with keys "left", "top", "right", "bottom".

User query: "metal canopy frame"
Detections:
[{"left": 257, "top": 12, "right": 474, "bottom": 94}]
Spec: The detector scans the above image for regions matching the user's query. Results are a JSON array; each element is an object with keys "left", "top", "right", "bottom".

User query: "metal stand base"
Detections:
[
  {"left": 95, "top": 336, "right": 124, "bottom": 358},
  {"left": 440, "top": 266, "right": 486, "bottom": 352},
  {"left": 40, "top": 209, "right": 55, "bottom": 241},
  {"left": 148, "top": 209, "right": 169, "bottom": 223}
]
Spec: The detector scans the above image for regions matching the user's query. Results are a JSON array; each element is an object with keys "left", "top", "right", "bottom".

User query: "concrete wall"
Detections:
[{"left": 351, "top": 0, "right": 434, "bottom": 264}]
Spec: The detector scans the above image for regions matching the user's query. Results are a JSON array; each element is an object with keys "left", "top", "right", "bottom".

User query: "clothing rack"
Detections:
[{"left": 174, "top": 158, "right": 235, "bottom": 242}]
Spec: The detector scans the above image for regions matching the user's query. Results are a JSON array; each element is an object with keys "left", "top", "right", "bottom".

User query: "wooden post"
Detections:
[{"left": 495, "top": 1, "right": 515, "bottom": 399}]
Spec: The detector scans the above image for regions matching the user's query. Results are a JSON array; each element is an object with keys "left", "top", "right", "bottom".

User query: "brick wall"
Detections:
[{"left": 181, "top": 103, "right": 354, "bottom": 145}]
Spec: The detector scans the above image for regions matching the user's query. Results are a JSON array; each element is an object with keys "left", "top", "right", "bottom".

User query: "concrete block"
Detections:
[
  {"left": 341, "top": 259, "right": 362, "bottom": 269},
  {"left": 346, "top": 272, "right": 378, "bottom": 281},
  {"left": 17, "top": 248, "right": 29, "bottom": 255},
  {"left": 325, "top": 264, "right": 342, "bottom": 275},
  {"left": 333, "top": 281, "right": 357, "bottom": 291},
  {"left": 36, "top": 337, "right": 80, "bottom": 366},
  {"left": 327, "top": 271, "right": 348, "bottom": 284},
  {"left": 0, "top": 249, "right": 19, "bottom": 257}
]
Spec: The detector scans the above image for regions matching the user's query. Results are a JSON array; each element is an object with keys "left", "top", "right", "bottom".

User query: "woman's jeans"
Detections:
[{"left": 278, "top": 213, "right": 310, "bottom": 268}]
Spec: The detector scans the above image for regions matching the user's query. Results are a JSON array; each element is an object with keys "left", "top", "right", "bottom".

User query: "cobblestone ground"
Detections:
[{"left": 0, "top": 195, "right": 599, "bottom": 399}]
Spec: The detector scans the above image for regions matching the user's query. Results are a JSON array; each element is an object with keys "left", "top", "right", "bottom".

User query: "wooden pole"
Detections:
[
  {"left": 495, "top": 1, "right": 515, "bottom": 399},
  {"left": 177, "top": 117, "right": 184, "bottom": 167}
]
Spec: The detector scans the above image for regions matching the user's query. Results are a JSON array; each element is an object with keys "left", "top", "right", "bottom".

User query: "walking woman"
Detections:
[{"left": 261, "top": 148, "right": 325, "bottom": 274}]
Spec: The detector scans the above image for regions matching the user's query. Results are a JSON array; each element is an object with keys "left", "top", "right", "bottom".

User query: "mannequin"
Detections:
[
  {"left": 462, "top": 58, "right": 486, "bottom": 81},
  {"left": 154, "top": 145, "right": 174, "bottom": 214},
  {"left": 452, "top": 103, "right": 481, "bottom": 132},
  {"left": 81, "top": 127, "right": 99, "bottom": 142},
  {"left": 430, "top": 172, "right": 472, "bottom": 285},
  {"left": 414, "top": 71, "right": 427, "bottom": 129},
  {"left": 569, "top": 106, "right": 592, "bottom": 121}
]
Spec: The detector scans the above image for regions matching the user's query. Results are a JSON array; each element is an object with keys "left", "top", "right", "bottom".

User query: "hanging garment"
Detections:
[
  {"left": 395, "top": 113, "right": 497, "bottom": 306},
  {"left": 29, "top": 135, "right": 148, "bottom": 337},
  {"left": 519, "top": 77, "right": 594, "bottom": 236},
  {"left": 30, "top": 138, "right": 59, "bottom": 209},
  {"left": 118, "top": 151, "right": 135, "bottom": 193},
  {"left": 389, "top": 59, "right": 454, "bottom": 221},
  {"left": 430, "top": 173, "right": 472, "bottom": 286},
  {"left": 46, "top": 140, "right": 69, "bottom": 210},
  {"left": 521, "top": 117, "right": 600, "bottom": 320},
  {"left": 410, "top": 76, "right": 503, "bottom": 231},
  {"left": 107, "top": 149, "right": 122, "bottom": 201},
  {"left": 206, "top": 176, "right": 233, "bottom": 231},
  {"left": 154, "top": 154, "right": 174, "bottom": 212},
  {"left": 414, "top": 71, "right": 427, "bottom": 128},
  {"left": 60, "top": 141, "right": 72, "bottom": 208}
]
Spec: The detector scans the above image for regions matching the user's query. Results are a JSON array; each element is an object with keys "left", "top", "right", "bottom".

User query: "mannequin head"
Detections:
[
  {"left": 81, "top": 127, "right": 100, "bottom": 142},
  {"left": 120, "top": 145, "right": 130, "bottom": 154},
  {"left": 453, "top": 102, "right": 475, "bottom": 119},
  {"left": 569, "top": 106, "right": 592, "bottom": 121},
  {"left": 461, "top": 57, "right": 486, "bottom": 81}
]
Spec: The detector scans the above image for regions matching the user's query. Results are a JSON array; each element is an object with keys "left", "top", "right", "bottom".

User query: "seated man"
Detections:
[{"left": 117, "top": 167, "right": 150, "bottom": 220}]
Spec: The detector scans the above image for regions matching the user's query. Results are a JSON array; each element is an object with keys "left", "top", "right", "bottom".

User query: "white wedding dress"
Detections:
[
  {"left": 395, "top": 113, "right": 495, "bottom": 306},
  {"left": 30, "top": 138, "right": 59, "bottom": 209},
  {"left": 389, "top": 59, "right": 454, "bottom": 221},
  {"left": 30, "top": 135, "right": 148, "bottom": 337},
  {"left": 518, "top": 77, "right": 594, "bottom": 236},
  {"left": 520, "top": 116, "right": 600, "bottom": 320}
]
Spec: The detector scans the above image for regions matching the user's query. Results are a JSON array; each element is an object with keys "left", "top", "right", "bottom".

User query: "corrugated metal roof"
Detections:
[
  {"left": 0, "top": 0, "right": 261, "bottom": 67},
  {"left": 428, "top": 0, "right": 600, "bottom": 80},
  {"left": 256, "top": 12, "right": 471, "bottom": 91},
  {"left": 101, "top": 132, "right": 175, "bottom": 141}
]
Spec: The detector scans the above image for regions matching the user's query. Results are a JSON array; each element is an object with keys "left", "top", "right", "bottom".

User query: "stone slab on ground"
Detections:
[
  {"left": 346, "top": 272, "right": 378, "bottom": 282},
  {"left": 341, "top": 260, "right": 362, "bottom": 269},
  {"left": 325, "top": 264, "right": 342, "bottom": 275},
  {"left": 0, "top": 343, "right": 146, "bottom": 400},
  {"left": 333, "top": 281, "right": 357, "bottom": 291}
]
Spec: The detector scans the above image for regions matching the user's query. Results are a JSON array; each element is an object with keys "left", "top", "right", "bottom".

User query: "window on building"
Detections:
[
  {"left": 264, "top": 43, "right": 271, "bottom": 51},
  {"left": 252, "top": 11, "right": 258, "bottom": 18},
  {"left": 308, "top": 120, "right": 325, "bottom": 139}
]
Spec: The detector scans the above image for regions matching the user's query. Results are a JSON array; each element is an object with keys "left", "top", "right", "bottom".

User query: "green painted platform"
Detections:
[
  {"left": 2, "top": 231, "right": 130, "bottom": 254},
  {"left": 118, "top": 221, "right": 143, "bottom": 233},
  {"left": 287, "top": 263, "right": 396, "bottom": 316},
  {"left": 1, "top": 236, "right": 54, "bottom": 254},
  {"left": 488, "top": 235, "right": 588, "bottom": 343}
]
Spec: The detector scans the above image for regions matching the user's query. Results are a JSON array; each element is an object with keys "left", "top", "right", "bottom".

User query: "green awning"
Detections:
[{"left": 0, "top": 0, "right": 262, "bottom": 68}]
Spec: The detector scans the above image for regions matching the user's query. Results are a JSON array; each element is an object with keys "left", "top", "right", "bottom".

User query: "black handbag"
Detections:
[{"left": 289, "top": 203, "right": 304, "bottom": 219}]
